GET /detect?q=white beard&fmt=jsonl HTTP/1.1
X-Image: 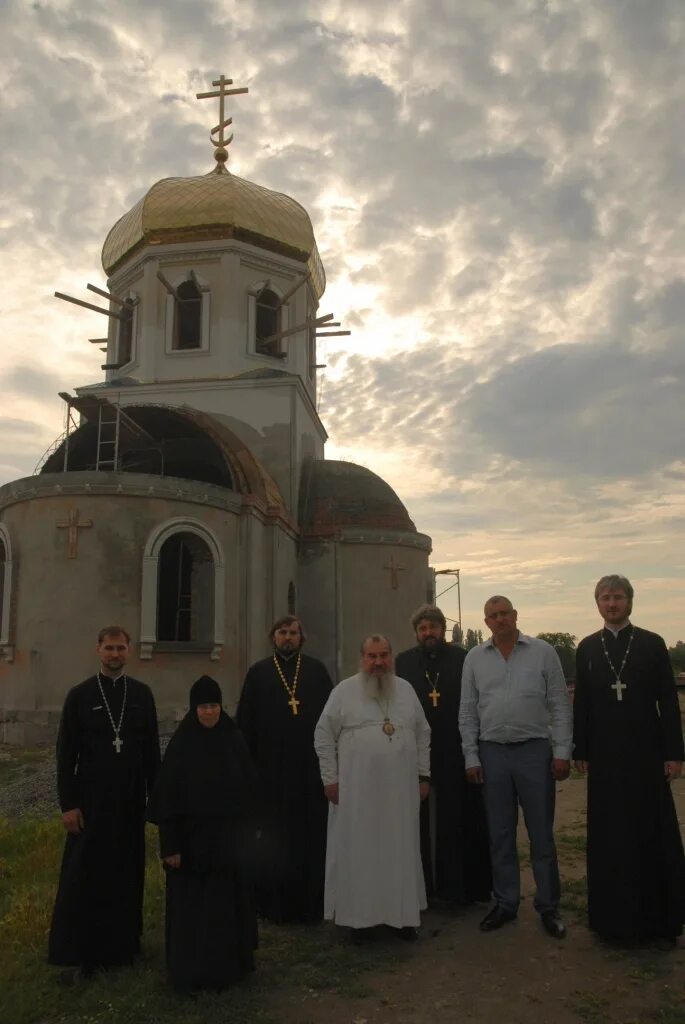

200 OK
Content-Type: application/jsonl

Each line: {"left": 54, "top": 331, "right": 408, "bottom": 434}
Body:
{"left": 361, "top": 670, "right": 396, "bottom": 701}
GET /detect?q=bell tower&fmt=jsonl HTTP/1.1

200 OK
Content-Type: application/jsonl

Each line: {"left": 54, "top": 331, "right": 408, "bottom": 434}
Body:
{"left": 55, "top": 75, "right": 349, "bottom": 514}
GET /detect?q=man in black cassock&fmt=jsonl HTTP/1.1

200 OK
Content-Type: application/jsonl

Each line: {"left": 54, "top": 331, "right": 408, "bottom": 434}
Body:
{"left": 48, "top": 626, "right": 160, "bottom": 975}
{"left": 236, "top": 615, "right": 333, "bottom": 923}
{"left": 574, "top": 575, "right": 685, "bottom": 948}
{"left": 396, "top": 605, "right": 491, "bottom": 904}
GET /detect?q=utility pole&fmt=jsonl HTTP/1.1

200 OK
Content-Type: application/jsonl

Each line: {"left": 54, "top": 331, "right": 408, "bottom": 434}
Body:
{"left": 433, "top": 568, "right": 461, "bottom": 631}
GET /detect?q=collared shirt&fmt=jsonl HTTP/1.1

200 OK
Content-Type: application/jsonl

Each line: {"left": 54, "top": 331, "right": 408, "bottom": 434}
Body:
{"left": 458, "top": 632, "right": 573, "bottom": 769}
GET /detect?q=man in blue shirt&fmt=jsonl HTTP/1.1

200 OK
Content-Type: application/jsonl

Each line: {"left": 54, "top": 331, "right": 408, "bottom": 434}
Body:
{"left": 459, "top": 595, "right": 572, "bottom": 938}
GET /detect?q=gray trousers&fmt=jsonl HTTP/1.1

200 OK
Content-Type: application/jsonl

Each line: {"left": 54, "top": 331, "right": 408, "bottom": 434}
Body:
{"left": 479, "top": 738, "right": 560, "bottom": 915}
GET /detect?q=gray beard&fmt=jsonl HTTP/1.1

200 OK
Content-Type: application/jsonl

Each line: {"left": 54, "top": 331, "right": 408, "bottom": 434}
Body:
{"left": 361, "top": 671, "right": 396, "bottom": 701}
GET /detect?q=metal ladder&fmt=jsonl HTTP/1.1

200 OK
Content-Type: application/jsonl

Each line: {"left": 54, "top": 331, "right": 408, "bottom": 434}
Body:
{"left": 96, "top": 403, "right": 121, "bottom": 471}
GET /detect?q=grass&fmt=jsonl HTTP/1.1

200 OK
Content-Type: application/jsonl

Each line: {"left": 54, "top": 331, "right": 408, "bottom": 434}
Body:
{"left": 0, "top": 744, "right": 52, "bottom": 786}
{"left": 0, "top": 817, "right": 403, "bottom": 1024}
{"left": 571, "top": 989, "right": 612, "bottom": 1023}
{"left": 559, "top": 875, "right": 588, "bottom": 916}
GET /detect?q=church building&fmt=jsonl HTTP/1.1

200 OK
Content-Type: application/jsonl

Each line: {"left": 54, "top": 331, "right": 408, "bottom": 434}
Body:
{"left": 0, "top": 77, "right": 433, "bottom": 743}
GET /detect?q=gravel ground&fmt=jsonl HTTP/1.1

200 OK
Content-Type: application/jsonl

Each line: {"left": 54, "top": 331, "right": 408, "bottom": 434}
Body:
{"left": 0, "top": 738, "right": 173, "bottom": 819}
{"left": 0, "top": 751, "right": 57, "bottom": 818}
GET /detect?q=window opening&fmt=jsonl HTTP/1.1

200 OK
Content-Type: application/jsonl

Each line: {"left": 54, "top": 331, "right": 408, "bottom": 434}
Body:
{"left": 157, "top": 532, "right": 213, "bottom": 641}
{"left": 118, "top": 302, "right": 134, "bottom": 364}
{"left": 0, "top": 537, "right": 5, "bottom": 639}
{"left": 255, "top": 288, "right": 282, "bottom": 357}
{"left": 174, "top": 279, "right": 202, "bottom": 350}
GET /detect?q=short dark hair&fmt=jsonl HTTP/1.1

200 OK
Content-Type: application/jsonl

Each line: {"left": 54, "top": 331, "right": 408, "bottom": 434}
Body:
{"left": 269, "top": 615, "right": 306, "bottom": 643}
{"left": 97, "top": 625, "right": 131, "bottom": 644}
{"left": 484, "top": 595, "right": 513, "bottom": 613}
{"left": 360, "top": 634, "right": 393, "bottom": 654}
{"left": 594, "top": 575, "right": 634, "bottom": 601}
{"left": 411, "top": 604, "right": 446, "bottom": 631}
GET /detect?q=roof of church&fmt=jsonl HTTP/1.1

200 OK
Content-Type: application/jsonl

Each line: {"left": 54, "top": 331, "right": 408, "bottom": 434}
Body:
{"left": 299, "top": 459, "right": 416, "bottom": 534}
{"left": 101, "top": 168, "right": 326, "bottom": 296}
{"left": 40, "top": 402, "right": 285, "bottom": 512}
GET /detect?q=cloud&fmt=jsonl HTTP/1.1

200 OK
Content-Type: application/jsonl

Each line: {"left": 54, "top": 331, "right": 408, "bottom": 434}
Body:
{"left": 1, "top": 0, "right": 685, "bottom": 641}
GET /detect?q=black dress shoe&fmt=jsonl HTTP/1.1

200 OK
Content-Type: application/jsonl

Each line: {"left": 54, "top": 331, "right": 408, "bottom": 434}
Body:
{"left": 541, "top": 910, "right": 566, "bottom": 939}
{"left": 479, "top": 905, "right": 517, "bottom": 932}
{"left": 395, "top": 926, "right": 419, "bottom": 942}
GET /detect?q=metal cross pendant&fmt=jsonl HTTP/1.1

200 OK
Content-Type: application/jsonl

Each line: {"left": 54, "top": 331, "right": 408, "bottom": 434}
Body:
{"left": 429, "top": 690, "right": 440, "bottom": 708}
{"left": 113, "top": 736, "right": 123, "bottom": 753}
{"left": 611, "top": 679, "right": 626, "bottom": 702}
{"left": 288, "top": 696, "right": 300, "bottom": 716}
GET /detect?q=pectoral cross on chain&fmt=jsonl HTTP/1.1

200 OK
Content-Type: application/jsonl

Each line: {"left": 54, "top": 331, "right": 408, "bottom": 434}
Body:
{"left": 113, "top": 736, "right": 123, "bottom": 753}
{"left": 429, "top": 689, "right": 440, "bottom": 708}
{"left": 288, "top": 696, "right": 300, "bottom": 716}
{"left": 611, "top": 679, "right": 626, "bottom": 702}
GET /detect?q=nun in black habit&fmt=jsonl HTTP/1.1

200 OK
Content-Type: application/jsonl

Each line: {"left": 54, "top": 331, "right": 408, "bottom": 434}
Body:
{"left": 147, "top": 676, "right": 258, "bottom": 994}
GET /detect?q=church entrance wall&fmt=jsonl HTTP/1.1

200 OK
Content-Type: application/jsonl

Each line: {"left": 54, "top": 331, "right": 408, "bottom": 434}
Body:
{"left": 0, "top": 472, "right": 295, "bottom": 743}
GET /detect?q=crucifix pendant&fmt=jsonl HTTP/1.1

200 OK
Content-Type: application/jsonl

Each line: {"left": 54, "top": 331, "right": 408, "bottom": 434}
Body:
{"left": 288, "top": 696, "right": 300, "bottom": 716}
{"left": 113, "top": 736, "right": 123, "bottom": 753}
{"left": 611, "top": 679, "right": 626, "bottom": 702}
{"left": 429, "top": 690, "right": 440, "bottom": 708}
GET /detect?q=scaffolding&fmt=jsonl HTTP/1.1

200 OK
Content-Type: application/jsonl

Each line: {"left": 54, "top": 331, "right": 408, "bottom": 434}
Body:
{"left": 55, "top": 392, "right": 157, "bottom": 473}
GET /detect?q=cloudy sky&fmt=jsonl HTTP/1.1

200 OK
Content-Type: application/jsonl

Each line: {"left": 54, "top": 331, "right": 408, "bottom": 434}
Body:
{"left": 2, "top": 0, "right": 684, "bottom": 644}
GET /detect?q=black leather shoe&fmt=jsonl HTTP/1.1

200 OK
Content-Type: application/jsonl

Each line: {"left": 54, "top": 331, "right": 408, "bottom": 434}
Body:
{"left": 541, "top": 910, "right": 566, "bottom": 939}
{"left": 479, "top": 905, "right": 517, "bottom": 932}
{"left": 395, "top": 926, "right": 418, "bottom": 942}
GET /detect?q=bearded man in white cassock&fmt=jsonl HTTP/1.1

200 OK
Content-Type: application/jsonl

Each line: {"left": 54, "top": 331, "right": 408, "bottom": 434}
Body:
{"left": 314, "top": 634, "right": 431, "bottom": 941}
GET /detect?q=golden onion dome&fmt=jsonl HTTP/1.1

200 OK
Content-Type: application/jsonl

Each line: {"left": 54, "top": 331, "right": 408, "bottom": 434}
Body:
{"left": 101, "top": 167, "right": 326, "bottom": 297}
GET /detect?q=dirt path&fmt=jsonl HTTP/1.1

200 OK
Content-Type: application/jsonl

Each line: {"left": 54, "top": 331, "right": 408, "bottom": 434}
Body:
{"left": 269, "top": 775, "right": 685, "bottom": 1024}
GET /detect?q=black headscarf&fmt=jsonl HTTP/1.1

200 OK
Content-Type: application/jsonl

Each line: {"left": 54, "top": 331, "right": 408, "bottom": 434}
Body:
{"left": 147, "top": 676, "right": 256, "bottom": 823}
{"left": 189, "top": 675, "right": 223, "bottom": 707}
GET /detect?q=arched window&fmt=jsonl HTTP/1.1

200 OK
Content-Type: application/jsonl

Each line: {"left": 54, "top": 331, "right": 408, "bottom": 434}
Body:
{"left": 256, "top": 288, "right": 282, "bottom": 357}
{"left": 157, "top": 532, "right": 213, "bottom": 641}
{"left": 163, "top": 271, "right": 211, "bottom": 354}
{"left": 118, "top": 302, "right": 134, "bottom": 365}
{"left": 248, "top": 280, "right": 289, "bottom": 360}
{"left": 287, "top": 580, "right": 296, "bottom": 615}
{"left": 140, "top": 518, "right": 225, "bottom": 660}
{"left": 308, "top": 324, "right": 317, "bottom": 379}
{"left": 0, "top": 524, "right": 13, "bottom": 661}
{"left": 174, "top": 279, "right": 202, "bottom": 350}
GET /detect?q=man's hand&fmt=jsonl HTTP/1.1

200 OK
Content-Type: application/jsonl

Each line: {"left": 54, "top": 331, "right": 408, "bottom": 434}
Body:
{"left": 665, "top": 761, "right": 683, "bottom": 782}
{"left": 62, "top": 808, "right": 84, "bottom": 833}
{"left": 419, "top": 781, "right": 430, "bottom": 801}
{"left": 551, "top": 758, "right": 571, "bottom": 781}
{"left": 574, "top": 760, "right": 589, "bottom": 774}
{"left": 163, "top": 854, "right": 181, "bottom": 869}
{"left": 324, "top": 783, "right": 339, "bottom": 805}
{"left": 466, "top": 766, "right": 483, "bottom": 784}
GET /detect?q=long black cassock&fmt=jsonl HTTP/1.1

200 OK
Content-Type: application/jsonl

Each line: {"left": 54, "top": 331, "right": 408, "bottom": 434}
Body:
{"left": 49, "top": 675, "right": 160, "bottom": 969}
{"left": 236, "top": 652, "right": 332, "bottom": 922}
{"left": 395, "top": 643, "right": 492, "bottom": 903}
{"left": 147, "top": 702, "right": 258, "bottom": 993}
{"left": 574, "top": 626, "right": 685, "bottom": 941}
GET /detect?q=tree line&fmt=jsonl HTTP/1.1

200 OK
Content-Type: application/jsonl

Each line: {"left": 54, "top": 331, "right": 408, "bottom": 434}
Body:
{"left": 452, "top": 627, "right": 685, "bottom": 681}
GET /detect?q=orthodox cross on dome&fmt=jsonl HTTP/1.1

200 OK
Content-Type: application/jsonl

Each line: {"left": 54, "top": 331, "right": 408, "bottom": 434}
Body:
{"left": 56, "top": 509, "right": 93, "bottom": 560}
{"left": 196, "top": 74, "right": 249, "bottom": 172}
{"left": 383, "top": 555, "right": 406, "bottom": 590}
